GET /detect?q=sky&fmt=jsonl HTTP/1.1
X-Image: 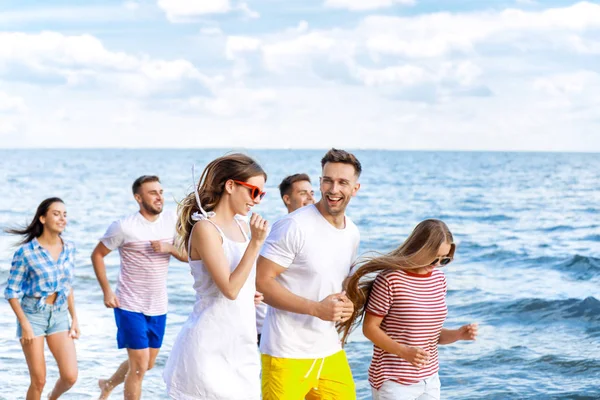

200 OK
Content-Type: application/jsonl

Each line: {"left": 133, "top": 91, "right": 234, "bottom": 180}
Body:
{"left": 0, "top": 0, "right": 599, "bottom": 151}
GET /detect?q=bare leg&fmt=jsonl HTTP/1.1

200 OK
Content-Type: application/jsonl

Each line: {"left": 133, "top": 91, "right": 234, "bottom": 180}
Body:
{"left": 21, "top": 336, "right": 47, "bottom": 400}
{"left": 98, "top": 360, "right": 128, "bottom": 400}
{"left": 123, "top": 349, "right": 149, "bottom": 400}
{"left": 46, "top": 332, "right": 78, "bottom": 400}
{"left": 98, "top": 348, "right": 158, "bottom": 399}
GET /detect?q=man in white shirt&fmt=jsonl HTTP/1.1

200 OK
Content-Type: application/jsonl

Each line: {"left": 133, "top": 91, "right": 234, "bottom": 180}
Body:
{"left": 257, "top": 149, "right": 361, "bottom": 399}
{"left": 91, "top": 175, "right": 187, "bottom": 400}
{"left": 256, "top": 173, "right": 315, "bottom": 345}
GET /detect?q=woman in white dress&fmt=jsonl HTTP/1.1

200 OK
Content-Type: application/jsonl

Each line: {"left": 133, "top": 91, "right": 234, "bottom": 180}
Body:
{"left": 163, "top": 153, "right": 269, "bottom": 400}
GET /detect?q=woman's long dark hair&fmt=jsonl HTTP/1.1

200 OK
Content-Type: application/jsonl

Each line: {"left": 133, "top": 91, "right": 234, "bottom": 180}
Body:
{"left": 5, "top": 197, "right": 65, "bottom": 245}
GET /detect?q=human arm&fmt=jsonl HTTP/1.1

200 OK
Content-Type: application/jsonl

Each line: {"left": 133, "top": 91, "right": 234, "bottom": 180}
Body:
{"left": 7, "top": 298, "right": 35, "bottom": 344}
{"left": 150, "top": 241, "right": 188, "bottom": 263}
{"left": 193, "top": 214, "right": 268, "bottom": 300}
{"left": 91, "top": 242, "right": 119, "bottom": 308}
{"left": 4, "top": 250, "right": 35, "bottom": 344}
{"left": 438, "top": 324, "right": 478, "bottom": 345}
{"left": 256, "top": 256, "right": 353, "bottom": 321}
{"left": 67, "top": 289, "right": 80, "bottom": 339}
{"left": 362, "top": 312, "right": 430, "bottom": 368}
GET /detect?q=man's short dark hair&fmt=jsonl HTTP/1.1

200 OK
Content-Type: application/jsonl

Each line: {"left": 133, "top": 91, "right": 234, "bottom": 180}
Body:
{"left": 321, "top": 148, "right": 362, "bottom": 177}
{"left": 132, "top": 175, "right": 160, "bottom": 195}
{"left": 278, "top": 173, "right": 311, "bottom": 199}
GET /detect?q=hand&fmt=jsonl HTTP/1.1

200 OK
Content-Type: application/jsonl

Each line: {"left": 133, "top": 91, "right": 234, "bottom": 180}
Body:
{"left": 249, "top": 214, "right": 269, "bottom": 244}
{"left": 19, "top": 321, "right": 35, "bottom": 345}
{"left": 103, "top": 290, "right": 120, "bottom": 308}
{"left": 314, "top": 292, "right": 355, "bottom": 322}
{"left": 151, "top": 240, "right": 171, "bottom": 254}
{"left": 69, "top": 319, "right": 81, "bottom": 339}
{"left": 458, "top": 323, "right": 478, "bottom": 340}
{"left": 338, "top": 292, "right": 355, "bottom": 323}
{"left": 399, "top": 345, "right": 430, "bottom": 369}
{"left": 254, "top": 291, "right": 264, "bottom": 307}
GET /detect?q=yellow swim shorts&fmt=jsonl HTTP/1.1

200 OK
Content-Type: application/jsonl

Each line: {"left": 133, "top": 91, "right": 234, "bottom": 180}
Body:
{"left": 261, "top": 350, "right": 356, "bottom": 400}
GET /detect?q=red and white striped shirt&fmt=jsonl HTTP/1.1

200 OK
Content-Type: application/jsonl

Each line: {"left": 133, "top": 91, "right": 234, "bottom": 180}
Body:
{"left": 100, "top": 211, "right": 177, "bottom": 316}
{"left": 366, "top": 268, "right": 448, "bottom": 390}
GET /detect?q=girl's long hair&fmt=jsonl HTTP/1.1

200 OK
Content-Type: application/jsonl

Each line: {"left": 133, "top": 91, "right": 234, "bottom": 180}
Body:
{"left": 339, "top": 219, "right": 455, "bottom": 345}
{"left": 177, "top": 153, "right": 267, "bottom": 251}
{"left": 5, "top": 197, "right": 65, "bottom": 245}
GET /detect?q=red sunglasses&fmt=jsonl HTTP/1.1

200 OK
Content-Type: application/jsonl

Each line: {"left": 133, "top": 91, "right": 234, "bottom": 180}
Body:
{"left": 233, "top": 180, "right": 266, "bottom": 200}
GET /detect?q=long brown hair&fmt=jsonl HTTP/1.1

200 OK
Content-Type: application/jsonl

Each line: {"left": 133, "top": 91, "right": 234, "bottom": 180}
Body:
{"left": 339, "top": 219, "right": 455, "bottom": 345}
{"left": 5, "top": 197, "right": 65, "bottom": 246}
{"left": 177, "top": 153, "right": 267, "bottom": 250}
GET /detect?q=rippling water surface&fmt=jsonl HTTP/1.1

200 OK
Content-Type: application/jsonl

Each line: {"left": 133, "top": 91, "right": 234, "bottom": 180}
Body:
{"left": 1, "top": 150, "right": 599, "bottom": 399}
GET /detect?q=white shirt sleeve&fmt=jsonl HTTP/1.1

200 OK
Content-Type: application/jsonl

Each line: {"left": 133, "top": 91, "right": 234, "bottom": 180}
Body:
{"left": 260, "top": 217, "right": 303, "bottom": 269}
{"left": 100, "top": 220, "right": 125, "bottom": 251}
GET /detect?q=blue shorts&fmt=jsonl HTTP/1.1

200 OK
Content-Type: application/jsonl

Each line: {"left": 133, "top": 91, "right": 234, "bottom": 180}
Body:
{"left": 114, "top": 308, "right": 166, "bottom": 350}
{"left": 17, "top": 296, "right": 70, "bottom": 338}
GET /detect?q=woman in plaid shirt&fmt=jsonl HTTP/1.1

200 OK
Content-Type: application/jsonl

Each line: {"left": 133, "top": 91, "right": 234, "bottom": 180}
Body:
{"left": 4, "top": 197, "right": 79, "bottom": 400}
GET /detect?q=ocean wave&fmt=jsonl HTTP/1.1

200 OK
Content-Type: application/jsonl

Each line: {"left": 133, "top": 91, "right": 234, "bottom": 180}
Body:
{"left": 463, "top": 296, "right": 600, "bottom": 324}
{"left": 554, "top": 255, "right": 600, "bottom": 280}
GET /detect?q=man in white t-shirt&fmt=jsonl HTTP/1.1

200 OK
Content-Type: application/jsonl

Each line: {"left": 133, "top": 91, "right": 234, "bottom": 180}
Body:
{"left": 91, "top": 175, "right": 187, "bottom": 400}
{"left": 256, "top": 173, "right": 315, "bottom": 345}
{"left": 257, "top": 149, "right": 361, "bottom": 399}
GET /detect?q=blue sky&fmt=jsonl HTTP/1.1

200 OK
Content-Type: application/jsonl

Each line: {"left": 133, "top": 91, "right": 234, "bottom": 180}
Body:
{"left": 0, "top": 0, "right": 599, "bottom": 151}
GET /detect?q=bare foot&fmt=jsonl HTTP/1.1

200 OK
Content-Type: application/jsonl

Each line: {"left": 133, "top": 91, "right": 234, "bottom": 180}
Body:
{"left": 98, "top": 379, "right": 114, "bottom": 400}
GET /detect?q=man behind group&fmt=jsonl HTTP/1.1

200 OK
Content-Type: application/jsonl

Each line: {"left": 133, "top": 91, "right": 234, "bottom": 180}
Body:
{"left": 257, "top": 149, "right": 362, "bottom": 399}
{"left": 91, "top": 175, "right": 187, "bottom": 400}
{"left": 256, "top": 173, "right": 315, "bottom": 344}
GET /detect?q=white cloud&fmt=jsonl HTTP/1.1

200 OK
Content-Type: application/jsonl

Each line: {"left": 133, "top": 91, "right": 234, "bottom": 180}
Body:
{"left": 185, "top": 87, "right": 276, "bottom": 118}
{"left": 324, "top": 0, "right": 415, "bottom": 11}
{"left": 0, "top": 92, "right": 26, "bottom": 113}
{"left": 533, "top": 71, "right": 600, "bottom": 96}
{"left": 351, "top": 65, "right": 427, "bottom": 86}
{"left": 226, "top": 36, "right": 262, "bottom": 60}
{"left": 124, "top": 1, "right": 140, "bottom": 11}
{"left": 237, "top": 2, "right": 260, "bottom": 19}
{"left": 359, "top": 1, "right": 600, "bottom": 58}
{"left": 200, "top": 26, "right": 224, "bottom": 36}
{"left": 157, "top": 0, "right": 231, "bottom": 22}
{"left": 0, "top": 32, "right": 214, "bottom": 97}
{"left": 0, "top": 5, "right": 139, "bottom": 25}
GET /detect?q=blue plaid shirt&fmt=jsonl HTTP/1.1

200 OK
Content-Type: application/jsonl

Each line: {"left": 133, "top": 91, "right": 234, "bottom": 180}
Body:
{"left": 4, "top": 237, "right": 76, "bottom": 310}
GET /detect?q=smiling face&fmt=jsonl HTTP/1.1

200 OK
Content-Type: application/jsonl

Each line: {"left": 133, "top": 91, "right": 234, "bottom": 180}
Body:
{"left": 230, "top": 174, "right": 266, "bottom": 216}
{"left": 39, "top": 201, "right": 67, "bottom": 235}
{"left": 135, "top": 181, "right": 164, "bottom": 215}
{"left": 284, "top": 180, "right": 315, "bottom": 213}
{"left": 319, "top": 162, "right": 360, "bottom": 217}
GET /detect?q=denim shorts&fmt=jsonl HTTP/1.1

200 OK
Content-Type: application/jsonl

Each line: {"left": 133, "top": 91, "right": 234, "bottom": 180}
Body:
{"left": 16, "top": 296, "right": 70, "bottom": 338}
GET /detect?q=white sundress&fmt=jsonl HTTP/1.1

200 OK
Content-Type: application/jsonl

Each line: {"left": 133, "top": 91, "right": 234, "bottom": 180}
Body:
{"left": 163, "top": 218, "right": 261, "bottom": 400}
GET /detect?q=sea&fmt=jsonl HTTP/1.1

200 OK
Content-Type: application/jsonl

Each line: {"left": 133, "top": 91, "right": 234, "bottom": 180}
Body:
{"left": 0, "top": 149, "right": 599, "bottom": 399}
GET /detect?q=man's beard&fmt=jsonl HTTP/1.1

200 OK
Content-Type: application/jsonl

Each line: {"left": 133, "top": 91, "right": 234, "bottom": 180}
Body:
{"left": 142, "top": 200, "right": 162, "bottom": 215}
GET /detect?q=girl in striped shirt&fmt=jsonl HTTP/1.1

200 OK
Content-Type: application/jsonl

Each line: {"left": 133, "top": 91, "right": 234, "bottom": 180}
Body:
{"left": 341, "top": 219, "right": 477, "bottom": 400}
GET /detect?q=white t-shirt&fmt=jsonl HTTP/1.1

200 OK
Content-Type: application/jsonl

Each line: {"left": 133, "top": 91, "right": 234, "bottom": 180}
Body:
{"left": 259, "top": 204, "right": 360, "bottom": 359}
{"left": 256, "top": 302, "right": 268, "bottom": 335}
{"left": 100, "top": 210, "right": 177, "bottom": 316}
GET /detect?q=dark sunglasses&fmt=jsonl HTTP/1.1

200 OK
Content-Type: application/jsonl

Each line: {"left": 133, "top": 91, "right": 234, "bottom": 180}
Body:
{"left": 233, "top": 180, "right": 266, "bottom": 200}
{"left": 430, "top": 256, "right": 453, "bottom": 266}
